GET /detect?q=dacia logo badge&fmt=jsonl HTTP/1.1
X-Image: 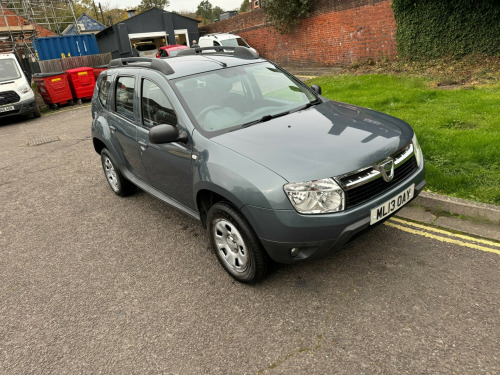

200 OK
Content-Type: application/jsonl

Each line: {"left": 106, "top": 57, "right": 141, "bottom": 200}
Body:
{"left": 375, "top": 157, "right": 395, "bottom": 182}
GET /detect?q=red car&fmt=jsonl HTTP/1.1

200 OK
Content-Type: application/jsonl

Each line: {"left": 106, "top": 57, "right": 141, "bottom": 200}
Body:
{"left": 156, "top": 45, "right": 189, "bottom": 58}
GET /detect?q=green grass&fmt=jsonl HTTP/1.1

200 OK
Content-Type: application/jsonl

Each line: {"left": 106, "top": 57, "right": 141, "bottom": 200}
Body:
{"left": 308, "top": 74, "right": 500, "bottom": 205}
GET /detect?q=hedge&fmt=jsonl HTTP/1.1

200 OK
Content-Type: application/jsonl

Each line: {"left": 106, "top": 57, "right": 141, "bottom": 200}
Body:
{"left": 392, "top": 0, "right": 500, "bottom": 59}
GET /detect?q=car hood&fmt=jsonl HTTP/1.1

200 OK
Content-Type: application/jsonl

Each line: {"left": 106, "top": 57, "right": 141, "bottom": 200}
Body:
{"left": 211, "top": 100, "right": 414, "bottom": 182}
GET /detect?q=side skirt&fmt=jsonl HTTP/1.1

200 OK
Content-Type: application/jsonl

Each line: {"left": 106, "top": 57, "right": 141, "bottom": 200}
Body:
{"left": 121, "top": 167, "right": 201, "bottom": 221}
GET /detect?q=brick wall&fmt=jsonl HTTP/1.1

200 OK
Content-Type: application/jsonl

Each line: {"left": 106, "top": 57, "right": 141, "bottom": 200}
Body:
{"left": 200, "top": 0, "right": 397, "bottom": 66}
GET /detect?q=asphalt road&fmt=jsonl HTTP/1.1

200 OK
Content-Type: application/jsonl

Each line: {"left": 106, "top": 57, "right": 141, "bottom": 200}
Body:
{"left": 1, "top": 107, "right": 499, "bottom": 375}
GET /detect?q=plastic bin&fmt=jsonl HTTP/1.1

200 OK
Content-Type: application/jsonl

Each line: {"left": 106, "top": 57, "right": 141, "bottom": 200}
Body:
{"left": 32, "top": 72, "right": 73, "bottom": 109}
{"left": 66, "top": 67, "right": 96, "bottom": 102}
{"left": 93, "top": 65, "right": 108, "bottom": 80}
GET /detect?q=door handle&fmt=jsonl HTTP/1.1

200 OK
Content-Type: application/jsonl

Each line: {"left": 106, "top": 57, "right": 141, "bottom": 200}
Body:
{"left": 138, "top": 140, "right": 148, "bottom": 149}
{"left": 109, "top": 125, "right": 116, "bottom": 133}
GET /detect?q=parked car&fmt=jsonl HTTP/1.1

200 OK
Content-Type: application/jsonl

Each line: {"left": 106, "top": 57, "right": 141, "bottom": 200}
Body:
{"left": 91, "top": 47, "right": 425, "bottom": 283}
{"left": 134, "top": 41, "right": 158, "bottom": 57}
{"left": 0, "top": 52, "right": 41, "bottom": 119}
{"left": 156, "top": 45, "right": 189, "bottom": 58}
{"left": 199, "top": 33, "right": 255, "bottom": 52}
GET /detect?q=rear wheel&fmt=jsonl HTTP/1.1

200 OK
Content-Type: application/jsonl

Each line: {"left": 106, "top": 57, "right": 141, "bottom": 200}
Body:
{"left": 100, "top": 148, "right": 135, "bottom": 197}
{"left": 207, "top": 202, "right": 270, "bottom": 283}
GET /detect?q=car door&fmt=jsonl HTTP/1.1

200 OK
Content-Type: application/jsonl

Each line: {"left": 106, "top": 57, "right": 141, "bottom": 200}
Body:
{"left": 136, "top": 72, "right": 195, "bottom": 210}
{"left": 107, "top": 73, "right": 149, "bottom": 181}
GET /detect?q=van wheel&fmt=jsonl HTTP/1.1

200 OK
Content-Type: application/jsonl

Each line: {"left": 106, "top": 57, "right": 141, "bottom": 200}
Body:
{"left": 100, "top": 148, "right": 135, "bottom": 197}
{"left": 207, "top": 202, "right": 270, "bottom": 283}
{"left": 33, "top": 104, "right": 41, "bottom": 118}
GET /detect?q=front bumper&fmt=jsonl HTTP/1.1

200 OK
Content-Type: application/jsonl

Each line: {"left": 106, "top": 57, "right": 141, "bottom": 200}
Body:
{"left": 242, "top": 165, "right": 426, "bottom": 264}
{"left": 0, "top": 98, "right": 37, "bottom": 118}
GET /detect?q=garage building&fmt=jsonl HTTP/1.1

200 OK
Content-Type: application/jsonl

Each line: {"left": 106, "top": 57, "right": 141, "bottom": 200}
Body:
{"left": 96, "top": 7, "right": 199, "bottom": 59}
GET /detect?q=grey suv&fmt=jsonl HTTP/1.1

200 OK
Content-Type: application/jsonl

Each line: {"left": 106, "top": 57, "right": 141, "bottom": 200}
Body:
{"left": 91, "top": 47, "right": 425, "bottom": 283}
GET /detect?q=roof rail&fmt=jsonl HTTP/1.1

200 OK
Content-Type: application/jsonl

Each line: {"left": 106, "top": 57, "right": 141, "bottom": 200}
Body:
{"left": 176, "top": 46, "right": 260, "bottom": 59}
{"left": 108, "top": 57, "right": 174, "bottom": 75}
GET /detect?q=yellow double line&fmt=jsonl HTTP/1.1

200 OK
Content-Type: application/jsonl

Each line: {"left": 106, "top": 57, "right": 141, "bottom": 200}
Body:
{"left": 385, "top": 217, "right": 500, "bottom": 256}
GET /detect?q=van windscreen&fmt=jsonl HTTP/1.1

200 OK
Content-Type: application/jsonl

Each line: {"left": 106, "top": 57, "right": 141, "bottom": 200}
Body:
{"left": 0, "top": 59, "right": 21, "bottom": 82}
{"left": 220, "top": 38, "right": 249, "bottom": 48}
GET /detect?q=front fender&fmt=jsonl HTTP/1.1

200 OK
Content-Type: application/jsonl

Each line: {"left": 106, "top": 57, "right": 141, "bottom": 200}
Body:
{"left": 192, "top": 132, "right": 291, "bottom": 211}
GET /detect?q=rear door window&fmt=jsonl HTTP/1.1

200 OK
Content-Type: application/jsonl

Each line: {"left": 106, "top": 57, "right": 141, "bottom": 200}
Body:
{"left": 97, "top": 75, "right": 110, "bottom": 106}
{"left": 115, "top": 76, "right": 135, "bottom": 119}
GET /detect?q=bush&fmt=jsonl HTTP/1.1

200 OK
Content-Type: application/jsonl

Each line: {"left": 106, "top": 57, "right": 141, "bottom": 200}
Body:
{"left": 392, "top": 0, "right": 500, "bottom": 60}
{"left": 263, "top": 0, "right": 314, "bottom": 34}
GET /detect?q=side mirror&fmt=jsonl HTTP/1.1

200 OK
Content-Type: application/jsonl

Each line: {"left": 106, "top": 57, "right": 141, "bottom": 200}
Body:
{"left": 149, "top": 124, "right": 187, "bottom": 144}
{"left": 311, "top": 84, "right": 322, "bottom": 95}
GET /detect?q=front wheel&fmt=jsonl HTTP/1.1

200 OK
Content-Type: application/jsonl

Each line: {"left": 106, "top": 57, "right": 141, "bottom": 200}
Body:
{"left": 207, "top": 202, "right": 271, "bottom": 283}
{"left": 33, "top": 103, "right": 41, "bottom": 117}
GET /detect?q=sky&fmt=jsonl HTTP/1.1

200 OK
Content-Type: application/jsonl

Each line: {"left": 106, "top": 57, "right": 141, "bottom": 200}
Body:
{"left": 114, "top": 0, "right": 244, "bottom": 12}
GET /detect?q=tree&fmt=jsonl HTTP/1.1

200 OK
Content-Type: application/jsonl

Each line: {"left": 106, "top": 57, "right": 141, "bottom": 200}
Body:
{"left": 213, "top": 6, "right": 224, "bottom": 20}
{"left": 175, "top": 11, "right": 197, "bottom": 20}
{"left": 74, "top": 0, "right": 127, "bottom": 26}
{"left": 137, "top": 0, "right": 170, "bottom": 13}
{"left": 239, "top": 0, "right": 250, "bottom": 13}
{"left": 263, "top": 0, "right": 314, "bottom": 34}
{"left": 196, "top": 0, "right": 213, "bottom": 24}
{"left": 105, "top": 8, "right": 128, "bottom": 25}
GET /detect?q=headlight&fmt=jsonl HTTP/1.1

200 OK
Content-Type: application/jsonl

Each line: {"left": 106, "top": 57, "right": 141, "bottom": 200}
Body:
{"left": 412, "top": 133, "right": 423, "bottom": 168}
{"left": 284, "top": 178, "right": 345, "bottom": 214}
{"left": 19, "top": 84, "right": 32, "bottom": 94}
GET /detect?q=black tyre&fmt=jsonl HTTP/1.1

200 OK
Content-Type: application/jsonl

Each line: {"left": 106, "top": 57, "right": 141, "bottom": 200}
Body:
{"left": 33, "top": 104, "right": 41, "bottom": 117}
{"left": 100, "top": 148, "right": 135, "bottom": 197}
{"left": 207, "top": 201, "right": 271, "bottom": 283}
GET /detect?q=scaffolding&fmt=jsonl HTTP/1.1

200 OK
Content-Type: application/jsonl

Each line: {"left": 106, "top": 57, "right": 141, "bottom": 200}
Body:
{"left": 0, "top": 0, "right": 79, "bottom": 57}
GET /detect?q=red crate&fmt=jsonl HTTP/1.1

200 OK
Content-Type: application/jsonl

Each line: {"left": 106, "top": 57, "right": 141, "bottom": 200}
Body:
{"left": 33, "top": 72, "right": 73, "bottom": 109}
{"left": 93, "top": 65, "right": 108, "bottom": 80}
{"left": 66, "top": 67, "right": 96, "bottom": 101}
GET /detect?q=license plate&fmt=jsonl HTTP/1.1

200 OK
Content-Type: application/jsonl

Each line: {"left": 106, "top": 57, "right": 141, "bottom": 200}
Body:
{"left": 370, "top": 184, "right": 414, "bottom": 225}
{"left": 0, "top": 105, "right": 15, "bottom": 113}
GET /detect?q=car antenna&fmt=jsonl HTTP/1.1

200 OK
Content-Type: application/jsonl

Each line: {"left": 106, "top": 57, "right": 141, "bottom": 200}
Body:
{"left": 203, "top": 56, "right": 227, "bottom": 68}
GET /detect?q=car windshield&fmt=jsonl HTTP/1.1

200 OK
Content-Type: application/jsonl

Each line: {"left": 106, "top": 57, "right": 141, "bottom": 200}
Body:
{"left": 0, "top": 58, "right": 21, "bottom": 82}
{"left": 220, "top": 38, "right": 249, "bottom": 47}
{"left": 168, "top": 49, "right": 184, "bottom": 57}
{"left": 173, "top": 62, "right": 319, "bottom": 133}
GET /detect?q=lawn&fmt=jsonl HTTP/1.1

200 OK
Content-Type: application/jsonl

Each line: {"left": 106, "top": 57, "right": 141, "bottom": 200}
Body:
{"left": 307, "top": 74, "right": 500, "bottom": 205}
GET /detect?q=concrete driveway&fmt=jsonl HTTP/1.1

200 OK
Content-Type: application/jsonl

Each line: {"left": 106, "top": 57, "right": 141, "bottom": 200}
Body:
{"left": 1, "top": 107, "right": 499, "bottom": 374}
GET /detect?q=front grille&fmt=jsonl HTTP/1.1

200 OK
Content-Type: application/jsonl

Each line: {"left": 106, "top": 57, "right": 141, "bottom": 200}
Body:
{"left": 338, "top": 144, "right": 419, "bottom": 209}
{"left": 0, "top": 90, "right": 21, "bottom": 105}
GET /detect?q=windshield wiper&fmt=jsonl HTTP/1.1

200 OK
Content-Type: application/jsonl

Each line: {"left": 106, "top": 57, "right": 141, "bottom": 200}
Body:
{"left": 241, "top": 110, "right": 290, "bottom": 128}
{"left": 290, "top": 101, "right": 318, "bottom": 113}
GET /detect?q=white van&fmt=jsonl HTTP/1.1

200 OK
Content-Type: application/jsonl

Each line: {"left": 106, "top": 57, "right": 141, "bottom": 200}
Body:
{"left": 198, "top": 33, "right": 256, "bottom": 52}
{"left": 0, "top": 52, "right": 41, "bottom": 120}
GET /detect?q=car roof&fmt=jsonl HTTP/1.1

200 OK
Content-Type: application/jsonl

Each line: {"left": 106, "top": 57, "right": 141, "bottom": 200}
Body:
{"left": 108, "top": 48, "right": 266, "bottom": 80}
{"left": 200, "top": 33, "right": 240, "bottom": 41}
{"left": 0, "top": 52, "right": 16, "bottom": 59}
